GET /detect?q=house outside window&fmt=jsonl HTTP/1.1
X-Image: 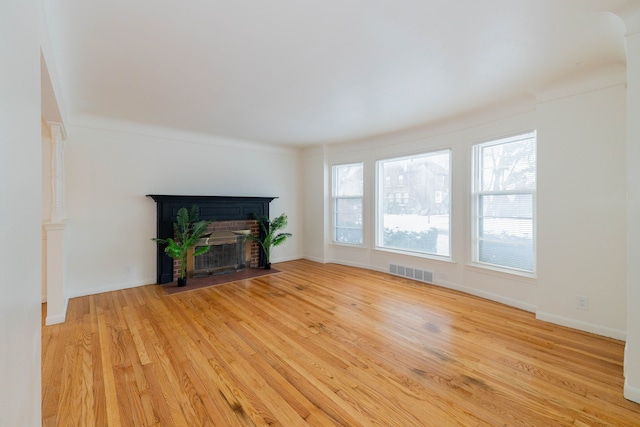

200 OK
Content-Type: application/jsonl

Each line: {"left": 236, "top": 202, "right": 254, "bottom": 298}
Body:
{"left": 472, "top": 131, "right": 536, "bottom": 273}
{"left": 332, "top": 163, "right": 364, "bottom": 245}
{"left": 376, "top": 149, "right": 451, "bottom": 258}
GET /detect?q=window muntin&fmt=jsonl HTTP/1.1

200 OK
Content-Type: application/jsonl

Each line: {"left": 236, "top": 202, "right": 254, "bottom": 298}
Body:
{"left": 333, "top": 163, "right": 364, "bottom": 245}
{"left": 473, "top": 132, "right": 536, "bottom": 273}
{"left": 376, "top": 149, "right": 451, "bottom": 258}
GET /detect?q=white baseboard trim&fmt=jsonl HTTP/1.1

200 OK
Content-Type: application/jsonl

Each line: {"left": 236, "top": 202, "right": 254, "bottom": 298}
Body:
{"left": 302, "top": 255, "right": 327, "bottom": 264}
{"left": 68, "top": 277, "right": 156, "bottom": 299}
{"left": 536, "top": 311, "right": 626, "bottom": 341}
{"left": 272, "top": 255, "right": 304, "bottom": 263}
{"left": 435, "top": 278, "right": 537, "bottom": 313}
{"left": 45, "top": 297, "right": 68, "bottom": 325}
{"left": 624, "top": 379, "right": 640, "bottom": 404}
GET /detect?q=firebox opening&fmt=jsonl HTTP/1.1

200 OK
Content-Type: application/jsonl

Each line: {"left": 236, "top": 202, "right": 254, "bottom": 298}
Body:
{"left": 191, "top": 230, "right": 250, "bottom": 278}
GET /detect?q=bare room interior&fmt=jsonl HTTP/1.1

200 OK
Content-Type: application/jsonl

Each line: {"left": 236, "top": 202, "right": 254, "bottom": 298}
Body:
{"left": 2, "top": 0, "right": 640, "bottom": 425}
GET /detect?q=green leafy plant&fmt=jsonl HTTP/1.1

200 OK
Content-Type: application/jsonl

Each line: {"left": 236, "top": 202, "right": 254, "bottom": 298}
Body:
{"left": 152, "top": 206, "right": 213, "bottom": 281}
{"left": 247, "top": 213, "right": 292, "bottom": 269}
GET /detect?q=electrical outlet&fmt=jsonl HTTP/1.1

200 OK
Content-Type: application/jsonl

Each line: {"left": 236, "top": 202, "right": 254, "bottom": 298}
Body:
{"left": 577, "top": 295, "right": 589, "bottom": 311}
{"left": 124, "top": 265, "right": 133, "bottom": 275}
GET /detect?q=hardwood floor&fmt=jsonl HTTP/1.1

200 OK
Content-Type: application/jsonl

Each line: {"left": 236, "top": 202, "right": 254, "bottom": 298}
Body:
{"left": 42, "top": 260, "right": 640, "bottom": 426}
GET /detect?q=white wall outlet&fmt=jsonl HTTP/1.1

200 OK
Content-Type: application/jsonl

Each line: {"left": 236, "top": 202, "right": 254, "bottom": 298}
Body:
{"left": 577, "top": 295, "right": 589, "bottom": 311}
{"left": 124, "top": 265, "right": 133, "bottom": 275}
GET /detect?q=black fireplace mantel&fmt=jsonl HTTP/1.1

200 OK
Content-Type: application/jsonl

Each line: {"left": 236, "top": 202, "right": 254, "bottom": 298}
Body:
{"left": 148, "top": 195, "right": 276, "bottom": 284}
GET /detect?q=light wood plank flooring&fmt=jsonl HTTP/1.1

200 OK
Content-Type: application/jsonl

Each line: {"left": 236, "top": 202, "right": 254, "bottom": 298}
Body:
{"left": 42, "top": 260, "right": 640, "bottom": 426}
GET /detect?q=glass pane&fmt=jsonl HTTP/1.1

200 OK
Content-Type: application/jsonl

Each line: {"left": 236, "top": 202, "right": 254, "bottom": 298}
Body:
{"left": 481, "top": 194, "right": 533, "bottom": 219}
{"left": 379, "top": 150, "right": 450, "bottom": 256}
{"left": 479, "top": 135, "right": 536, "bottom": 192}
{"left": 336, "top": 198, "right": 362, "bottom": 214}
{"left": 479, "top": 239, "right": 533, "bottom": 271}
{"left": 335, "top": 227, "right": 363, "bottom": 244}
{"left": 478, "top": 194, "right": 534, "bottom": 271}
{"left": 475, "top": 132, "right": 536, "bottom": 272}
{"left": 335, "top": 198, "right": 362, "bottom": 244}
{"left": 479, "top": 218, "right": 532, "bottom": 239}
{"left": 333, "top": 163, "right": 363, "bottom": 245}
{"left": 334, "top": 163, "right": 363, "bottom": 197}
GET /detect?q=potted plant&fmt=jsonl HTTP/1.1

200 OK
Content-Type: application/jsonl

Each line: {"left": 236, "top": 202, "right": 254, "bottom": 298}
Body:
{"left": 247, "top": 213, "right": 292, "bottom": 269}
{"left": 152, "top": 206, "right": 213, "bottom": 286}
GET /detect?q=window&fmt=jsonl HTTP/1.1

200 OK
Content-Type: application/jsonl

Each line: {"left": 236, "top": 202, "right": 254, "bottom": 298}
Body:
{"left": 376, "top": 150, "right": 451, "bottom": 257}
{"left": 332, "top": 163, "right": 364, "bottom": 245}
{"left": 472, "top": 131, "right": 536, "bottom": 273}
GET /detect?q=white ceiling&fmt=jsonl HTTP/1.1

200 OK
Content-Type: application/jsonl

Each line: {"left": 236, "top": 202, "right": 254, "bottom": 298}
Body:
{"left": 42, "top": 0, "right": 633, "bottom": 146}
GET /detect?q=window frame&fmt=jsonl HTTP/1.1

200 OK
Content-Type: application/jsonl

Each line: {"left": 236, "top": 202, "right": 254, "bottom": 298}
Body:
{"left": 471, "top": 131, "right": 537, "bottom": 276}
{"left": 331, "top": 162, "right": 364, "bottom": 246}
{"left": 375, "top": 149, "right": 452, "bottom": 260}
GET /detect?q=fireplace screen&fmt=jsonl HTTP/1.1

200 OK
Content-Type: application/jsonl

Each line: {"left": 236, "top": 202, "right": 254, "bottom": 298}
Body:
{"left": 193, "top": 231, "right": 247, "bottom": 277}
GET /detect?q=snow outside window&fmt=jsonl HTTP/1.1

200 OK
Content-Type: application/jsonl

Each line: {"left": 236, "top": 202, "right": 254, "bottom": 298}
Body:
{"left": 376, "top": 150, "right": 451, "bottom": 258}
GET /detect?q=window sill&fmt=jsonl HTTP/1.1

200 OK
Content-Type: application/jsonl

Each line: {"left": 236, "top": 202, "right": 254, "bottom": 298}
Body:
{"left": 330, "top": 242, "right": 366, "bottom": 249}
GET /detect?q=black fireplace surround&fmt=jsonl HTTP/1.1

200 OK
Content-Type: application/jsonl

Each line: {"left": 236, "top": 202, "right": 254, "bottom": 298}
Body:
{"left": 148, "top": 195, "right": 276, "bottom": 284}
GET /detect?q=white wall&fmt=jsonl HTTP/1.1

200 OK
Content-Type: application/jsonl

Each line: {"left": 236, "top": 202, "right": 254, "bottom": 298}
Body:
{"left": 64, "top": 119, "right": 303, "bottom": 297}
{"left": 304, "top": 68, "right": 628, "bottom": 339}
{"left": 0, "top": 0, "right": 43, "bottom": 425}
{"left": 623, "top": 7, "right": 640, "bottom": 404}
{"left": 537, "top": 79, "right": 627, "bottom": 338}
{"left": 302, "top": 145, "right": 329, "bottom": 263}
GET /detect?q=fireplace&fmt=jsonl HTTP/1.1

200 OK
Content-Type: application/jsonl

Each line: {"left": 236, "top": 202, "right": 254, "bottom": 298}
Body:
{"left": 148, "top": 195, "right": 276, "bottom": 284}
{"left": 192, "top": 231, "right": 248, "bottom": 276}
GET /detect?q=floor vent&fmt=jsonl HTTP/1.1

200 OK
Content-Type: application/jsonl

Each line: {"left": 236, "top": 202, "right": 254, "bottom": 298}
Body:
{"left": 389, "top": 264, "right": 434, "bottom": 284}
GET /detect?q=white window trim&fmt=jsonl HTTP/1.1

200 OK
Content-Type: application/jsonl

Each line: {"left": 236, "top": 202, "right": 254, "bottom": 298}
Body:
{"left": 471, "top": 131, "right": 537, "bottom": 277}
{"left": 332, "top": 162, "right": 364, "bottom": 247}
{"left": 374, "top": 149, "right": 452, "bottom": 260}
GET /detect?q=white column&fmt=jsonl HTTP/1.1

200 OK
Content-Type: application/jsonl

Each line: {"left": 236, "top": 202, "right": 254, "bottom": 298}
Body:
{"left": 621, "top": 6, "right": 640, "bottom": 404}
{"left": 43, "top": 121, "right": 68, "bottom": 325}
{"left": 44, "top": 222, "right": 67, "bottom": 325}
{"left": 48, "top": 122, "right": 67, "bottom": 222}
